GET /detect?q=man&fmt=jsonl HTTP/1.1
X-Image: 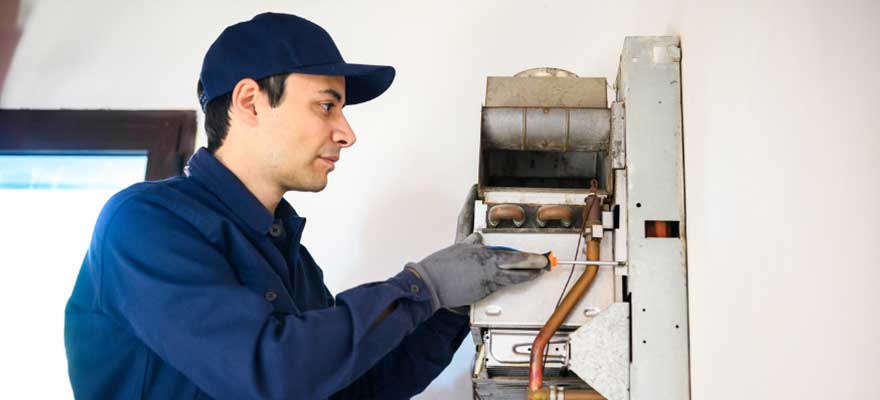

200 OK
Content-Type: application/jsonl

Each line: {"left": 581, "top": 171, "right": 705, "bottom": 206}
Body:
{"left": 65, "top": 13, "right": 543, "bottom": 399}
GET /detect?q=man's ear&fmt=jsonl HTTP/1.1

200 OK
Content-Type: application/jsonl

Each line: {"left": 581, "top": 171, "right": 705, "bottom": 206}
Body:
{"left": 229, "top": 78, "right": 260, "bottom": 126}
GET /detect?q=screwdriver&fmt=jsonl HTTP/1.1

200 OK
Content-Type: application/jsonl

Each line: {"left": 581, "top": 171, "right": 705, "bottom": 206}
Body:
{"left": 490, "top": 247, "right": 624, "bottom": 271}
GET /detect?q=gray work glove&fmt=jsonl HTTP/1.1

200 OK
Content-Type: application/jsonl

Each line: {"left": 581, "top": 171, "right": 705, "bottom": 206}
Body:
{"left": 455, "top": 184, "right": 478, "bottom": 243}
{"left": 407, "top": 232, "right": 544, "bottom": 312}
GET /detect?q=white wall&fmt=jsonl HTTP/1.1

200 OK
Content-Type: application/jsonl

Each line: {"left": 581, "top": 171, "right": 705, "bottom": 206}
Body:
{"left": 680, "top": 1, "right": 880, "bottom": 398}
{"left": 2, "top": 0, "right": 877, "bottom": 399}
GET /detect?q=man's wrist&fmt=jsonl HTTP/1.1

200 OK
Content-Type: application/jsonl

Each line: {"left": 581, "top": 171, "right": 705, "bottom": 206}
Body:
{"left": 403, "top": 263, "right": 440, "bottom": 313}
{"left": 405, "top": 266, "right": 423, "bottom": 280}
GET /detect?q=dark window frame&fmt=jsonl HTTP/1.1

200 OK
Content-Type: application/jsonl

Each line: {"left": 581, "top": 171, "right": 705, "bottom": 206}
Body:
{"left": 0, "top": 109, "right": 197, "bottom": 180}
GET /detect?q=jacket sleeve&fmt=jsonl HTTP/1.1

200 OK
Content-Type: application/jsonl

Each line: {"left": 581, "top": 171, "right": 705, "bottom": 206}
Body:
{"left": 330, "top": 309, "right": 470, "bottom": 399}
{"left": 96, "top": 195, "right": 435, "bottom": 400}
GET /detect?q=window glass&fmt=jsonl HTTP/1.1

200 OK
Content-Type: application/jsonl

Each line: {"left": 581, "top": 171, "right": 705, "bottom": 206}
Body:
{"left": 0, "top": 152, "right": 147, "bottom": 399}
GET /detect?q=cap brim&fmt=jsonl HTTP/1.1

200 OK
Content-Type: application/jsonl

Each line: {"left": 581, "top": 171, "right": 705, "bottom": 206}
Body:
{"left": 293, "top": 63, "right": 395, "bottom": 105}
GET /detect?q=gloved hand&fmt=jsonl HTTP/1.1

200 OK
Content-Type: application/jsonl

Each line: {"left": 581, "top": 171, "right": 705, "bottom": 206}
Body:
{"left": 407, "top": 232, "right": 545, "bottom": 312}
{"left": 455, "top": 184, "right": 478, "bottom": 243}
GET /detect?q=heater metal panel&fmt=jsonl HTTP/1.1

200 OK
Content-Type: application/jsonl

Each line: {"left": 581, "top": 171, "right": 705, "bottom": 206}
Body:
{"left": 485, "top": 76, "right": 607, "bottom": 108}
{"left": 470, "top": 232, "right": 616, "bottom": 328}
{"left": 618, "top": 36, "right": 691, "bottom": 400}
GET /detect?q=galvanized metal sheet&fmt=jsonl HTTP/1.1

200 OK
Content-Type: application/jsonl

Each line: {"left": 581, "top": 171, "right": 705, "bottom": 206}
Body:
{"left": 569, "top": 303, "right": 630, "bottom": 400}
{"left": 610, "top": 102, "right": 626, "bottom": 169}
{"left": 618, "top": 36, "right": 691, "bottom": 400}
{"left": 569, "top": 108, "right": 611, "bottom": 152}
{"left": 481, "top": 107, "right": 611, "bottom": 152}
{"left": 613, "top": 170, "right": 629, "bottom": 304}
{"left": 486, "top": 76, "right": 607, "bottom": 108}
{"left": 482, "top": 107, "right": 525, "bottom": 150}
{"left": 525, "top": 108, "right": 568, "bottom": 150}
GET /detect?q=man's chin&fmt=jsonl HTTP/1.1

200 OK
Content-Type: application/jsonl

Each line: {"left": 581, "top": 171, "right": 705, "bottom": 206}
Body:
{"left": 287, "top": 178, "right": 328, "bottom": 193}
{"left": 305, "top": 182, "right": 328, "bottom": 193}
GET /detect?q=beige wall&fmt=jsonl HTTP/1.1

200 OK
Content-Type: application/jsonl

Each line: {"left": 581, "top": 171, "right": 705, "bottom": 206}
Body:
{"left": 680, "top": 1, "right": 880, "bottom": 398}
{"left": 3, "top": 0, "right": 877, "bottom": 398}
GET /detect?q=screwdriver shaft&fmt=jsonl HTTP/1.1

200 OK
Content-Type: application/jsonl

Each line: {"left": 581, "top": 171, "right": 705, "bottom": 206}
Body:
{"left": 555, "top": 260, "right": 625, "bottom": 266}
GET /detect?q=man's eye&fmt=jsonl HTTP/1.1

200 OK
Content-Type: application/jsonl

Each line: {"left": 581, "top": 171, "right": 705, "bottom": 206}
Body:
{"left": 320, "top": 103, "right": 335, "bottom": 112}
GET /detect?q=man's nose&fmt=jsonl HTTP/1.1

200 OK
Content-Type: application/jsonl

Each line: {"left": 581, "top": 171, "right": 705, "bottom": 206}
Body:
{"left": 332, "top": 113, "right": 356, "bottom": 148}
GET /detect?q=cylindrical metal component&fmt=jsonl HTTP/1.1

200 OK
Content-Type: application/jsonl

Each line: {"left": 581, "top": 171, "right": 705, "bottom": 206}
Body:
{"left": 528, "top": 192, "right": 603, "bottom": 393}
{"left": 482, "top": 107, "right": 611, "bottom": 152}
{"left": 488, "top": 204, "right": 526, "bottom": 227}
{"left": 556, "top": 260, "right": 623, "bottom": 266}
{"left": 569, "top": 109, "right": 611, "bottom": 152}
{"left": 536, "top": 205, "right": 573, "bottom": 227}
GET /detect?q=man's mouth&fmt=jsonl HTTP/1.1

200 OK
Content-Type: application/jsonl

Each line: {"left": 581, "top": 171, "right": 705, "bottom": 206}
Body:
{"left": 319, "top": 155, "right": 339, "bottom": 169}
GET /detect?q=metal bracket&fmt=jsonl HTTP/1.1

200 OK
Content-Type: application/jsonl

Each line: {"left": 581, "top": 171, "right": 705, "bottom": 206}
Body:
{"left": 485, "top": 329, "right": 569, "bottom": 369}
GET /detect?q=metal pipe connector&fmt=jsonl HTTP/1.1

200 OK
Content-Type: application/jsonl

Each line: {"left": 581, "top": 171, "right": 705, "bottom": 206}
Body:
{"left": 536, "top": 205, "right": 573, "bottom": 228}
{"left": 488, "top": 204, "right": 526, "bottom": 227}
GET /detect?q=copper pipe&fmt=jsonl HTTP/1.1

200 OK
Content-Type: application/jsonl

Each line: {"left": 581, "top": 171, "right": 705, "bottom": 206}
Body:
{"left": 655, "top": 220, "right": 668, "bottom": 237}
{"left": 536, "top": 205, "right": 573, "bottom": 227}
{"left": 528, "top": 193, "right": 603, "bottom": 394}
{"left": 488, "top": 204, "right": 526, "bottom": 227}
{"left": 527, "top": 245, "right": 599, "bottom": 391}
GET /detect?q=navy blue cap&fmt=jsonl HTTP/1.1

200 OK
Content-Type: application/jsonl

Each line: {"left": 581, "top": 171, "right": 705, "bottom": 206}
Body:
{"left": 198, "top": 13, "right": 395, "bottom": 111}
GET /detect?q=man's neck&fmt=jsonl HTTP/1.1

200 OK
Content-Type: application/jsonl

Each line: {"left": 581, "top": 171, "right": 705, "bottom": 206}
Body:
{"left": 213, "top": 148, "right": 283, "bottom": 215}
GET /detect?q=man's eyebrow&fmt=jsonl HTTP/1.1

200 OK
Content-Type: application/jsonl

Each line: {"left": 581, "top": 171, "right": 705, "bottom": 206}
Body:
{"left": 319, "top": 88, "right": 343, "bottom": 102}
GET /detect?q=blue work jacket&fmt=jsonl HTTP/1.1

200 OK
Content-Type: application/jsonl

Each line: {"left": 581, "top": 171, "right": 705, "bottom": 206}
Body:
{"left": 64, "top": 148, "right": 469, "bottom": 399}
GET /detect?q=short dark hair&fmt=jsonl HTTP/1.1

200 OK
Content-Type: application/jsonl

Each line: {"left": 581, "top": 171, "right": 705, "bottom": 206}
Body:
{"left": 197, "top": 73, "right": 290, "bottom": 153}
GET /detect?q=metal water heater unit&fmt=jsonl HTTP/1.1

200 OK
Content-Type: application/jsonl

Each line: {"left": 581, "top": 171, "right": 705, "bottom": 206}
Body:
{"left": 468, "top": 37, "right": 690, "bottom": 400}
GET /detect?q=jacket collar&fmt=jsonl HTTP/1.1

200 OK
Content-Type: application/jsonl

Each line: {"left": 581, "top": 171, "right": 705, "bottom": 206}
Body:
{"left": 184, "top": 148, "right": 302, "bottom": 234}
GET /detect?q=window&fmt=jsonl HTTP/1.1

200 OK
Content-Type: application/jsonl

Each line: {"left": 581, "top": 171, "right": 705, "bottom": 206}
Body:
{"left": 0, "top": 110, "right": 196, "bottom": 398}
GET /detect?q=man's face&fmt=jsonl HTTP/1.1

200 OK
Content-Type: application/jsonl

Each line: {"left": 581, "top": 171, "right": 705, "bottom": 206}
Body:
{"left": 256, "top": 73, "right": 355, "bottom": 192}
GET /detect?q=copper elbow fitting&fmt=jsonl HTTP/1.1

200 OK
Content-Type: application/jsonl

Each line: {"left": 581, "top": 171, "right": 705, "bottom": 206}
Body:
{"left": 536, "top": 205, "right": 573, "bottom": 228}
{"left": 488, "top": 204, "right": 526, "bottom": 227}
{"left": 527, "top": 387, "right": 551, "bottom": 400}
